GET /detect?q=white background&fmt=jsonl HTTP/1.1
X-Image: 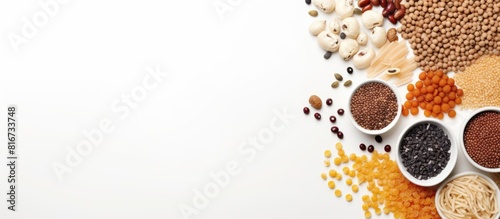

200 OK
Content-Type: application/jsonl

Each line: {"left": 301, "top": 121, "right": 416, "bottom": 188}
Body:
{"left": 0, "top": 0, "right": 486, "bottom": 218}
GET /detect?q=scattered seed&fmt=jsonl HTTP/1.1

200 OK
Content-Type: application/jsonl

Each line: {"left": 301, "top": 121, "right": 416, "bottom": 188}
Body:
{"left": 303, "top": 107, "right": 310, "bottom": 115}
{"left": 368, "top": 145, "right": 374, "bottom": 153}
{"left": 305, "top": 0, "right": 311, "bottom": 5}
{"left": 330, "top": 115, "right": 337, "bottom": 123}
{"left": 324, "top": 51, "right": 333, "bottom": 59}
{"left": 331, "top": 126, "right": 339, "bottom": 133}
{"left": 375, "top": 135, "right": 383, "bottom": 143}
{"left": 331, "top": 81, "right": 340, "bottom": 88}
{"left": 326, "top": 98, "right": 333, "bottom": 106}
{"left": 359, "top": 143, "right": 367, "bottom": 151}
{"left": 314, "top": 112, "right": 321, "bottom": 120}
{"left": 384, "top": 145, "right": 391, "bottom": 152}
{"left": 335, "top": 73, "right": 344, "bottom": 81}
{"left": 354, "top": 8, "right": 363, "bottom": 15}
{"left": 309, "top": 95, "right": 322, "bottom": 109}
{"left": 309, "top": 10, "right": 318, "bottom": 17}
{"left": 344, "top": 80, "right": 352, "bottom": 87}
{"left": 337, "top": 108, "right": 345, "bottom": 115}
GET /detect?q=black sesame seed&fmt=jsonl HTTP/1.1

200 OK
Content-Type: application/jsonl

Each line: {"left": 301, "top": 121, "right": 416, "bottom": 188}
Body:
{"left": 347, "top": 67, "right": 353, "bottom": 74}
{"left": 375, "top": 135, "right": 383, "bottom": 143}
{"left": 359, "top": 143, "right": 366, "bottom": 151}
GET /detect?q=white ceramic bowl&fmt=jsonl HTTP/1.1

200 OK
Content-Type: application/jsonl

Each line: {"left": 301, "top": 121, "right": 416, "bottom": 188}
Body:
{"left": 395, "top": 119, "right": 458, "bottom": 187}
{"left": 347, "top": 79, "right": 402, "bottom": 135}
{"left": 459, "top": 106, "right": 500, "bottom": 173}
{"left": 435, "top": 172, "right": 500, "bottom": 219}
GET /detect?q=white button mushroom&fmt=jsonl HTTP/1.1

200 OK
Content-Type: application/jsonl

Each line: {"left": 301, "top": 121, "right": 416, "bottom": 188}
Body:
{"left": 309, "top": 20, "right": 326, "bottom": 36}
{"left": 313, "top": 0, "right": 336, "bottom": 13}
{"left": 352, "top": 48, "right": 375, "bottom": 69}
{"left": 338, "top": 38, "right": 359, "bottom": 60}
{"left": 370, "top": 27, "right": 387, "bottom": 48}
{"left": 317, "top": 31, "right": 341, "bottom": 52}
{"left": 356, "top": 32, "right": 368, "bottom": 46}
{"left": 361, "top": 10, "right": 384, "bottom": 29}
{"left": 335, "top": 0, "right": 354, "bottom": 19}
{"left": 340, "top": 17, "right": 360, "bottom": 39}
{"left": 328, "top": 17, "right": 341, "bottom": 34}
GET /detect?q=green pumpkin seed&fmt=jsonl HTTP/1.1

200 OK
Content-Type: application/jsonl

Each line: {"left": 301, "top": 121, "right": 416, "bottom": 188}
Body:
{"left": 344, "top": 80, "right": 352, "bottom": 87}
{"left": 331, "top": 81, "right": 340, "bottom": 88}
{"left": 334, "top": 73, "right": 343, "bottom": 81}
{"left": 308, "top": 10, "right": 318, "bottom": 17}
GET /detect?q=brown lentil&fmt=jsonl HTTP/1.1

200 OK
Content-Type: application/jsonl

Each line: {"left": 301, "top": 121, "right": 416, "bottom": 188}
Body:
{"left": 454, "top": 56, "right": 500, "bottom": 109}
{"left": 400, "top": 0, "right": 499, "bottom": 73}
{"left": 464, "top": 111, "right": 500, "bottom": 168}
{"left": 350, "top": 82, "right": 398, "bottom": 130}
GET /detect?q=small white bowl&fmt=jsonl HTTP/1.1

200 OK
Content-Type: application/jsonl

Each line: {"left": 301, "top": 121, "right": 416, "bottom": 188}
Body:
{"left": 395, "top": 119, "right": 458, "bottom": 187}
{"left": 347, "top": 79, "right": 402, "bottom": 135}
{"left": 459, "top": 106, "right": 500, "bottom": 173}
{"left": 435, "top": 172, "right": 500, "bottom": 219}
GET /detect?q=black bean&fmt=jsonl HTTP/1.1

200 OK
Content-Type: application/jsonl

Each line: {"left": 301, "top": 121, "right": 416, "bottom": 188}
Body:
{"left": 340, "top": 32, "right": 346, "bottom": 39}
{"left": 399, "top": 123, "right": 451, "bottom": 180}
{"left": 347, "top": 67, "right": 353, "bottom": 74}
{"left": 384, "top": 145, "right": 391, "bottom": 152}
{"left": 375, "top": 135, "right": 383, "bottom": 143}
{"left": 324, "top": 51, "right": 332, "bottom": 59}
{"left": 305, "top": 0, "right": 311, "bottom": 4}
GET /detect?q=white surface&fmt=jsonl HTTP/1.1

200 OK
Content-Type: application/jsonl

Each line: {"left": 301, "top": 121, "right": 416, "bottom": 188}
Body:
{"left": 0, "top": 1, "right": 489, "bottom": 219}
